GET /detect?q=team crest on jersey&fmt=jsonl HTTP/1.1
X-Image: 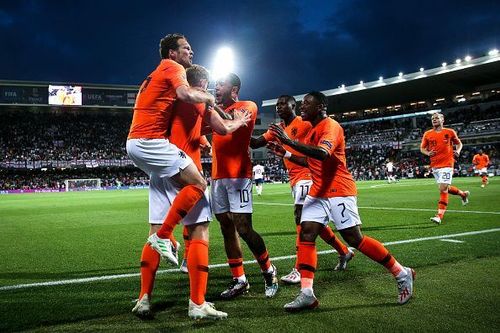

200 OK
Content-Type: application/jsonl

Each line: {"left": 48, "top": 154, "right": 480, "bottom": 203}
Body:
{"left": 320, "top": 140, "right": 333, "bottom": 149}
{"left": 291, "top": 127, "right": 298, "bottom": 137}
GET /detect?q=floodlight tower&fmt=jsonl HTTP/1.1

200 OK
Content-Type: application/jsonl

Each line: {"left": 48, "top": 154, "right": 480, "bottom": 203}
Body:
{"left": 208, "top": 47, "right": 235, "bottom": 94}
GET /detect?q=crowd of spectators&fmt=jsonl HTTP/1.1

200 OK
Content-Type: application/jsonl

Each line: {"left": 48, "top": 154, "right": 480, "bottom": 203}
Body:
{"left": 1, "top": 100, "right": 498, "bottom": 190}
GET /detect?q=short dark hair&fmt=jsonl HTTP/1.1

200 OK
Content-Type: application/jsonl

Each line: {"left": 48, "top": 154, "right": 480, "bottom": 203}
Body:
{"left": 307, "top": 91, "right": 327, "bottom": 110}
{"left": 278, "top": 95, "right": 296, "bottom": 107}
{"left": 186, "top": 64, "right": 209, "bottom": 86}
{"left": 159, "top": 33, "right": 186, "bottom": 59}
{"left": 222, "top": 73, "right": 241, "bottom": 93}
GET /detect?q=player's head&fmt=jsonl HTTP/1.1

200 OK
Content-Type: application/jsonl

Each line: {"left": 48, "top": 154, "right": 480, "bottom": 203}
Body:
{"left": 275, "top": 95, "right": 296, "bottom": 120}
{"left": 431, "top": 112, "right": 444, "bottom": 128}
{"left": 215, "top": 73, "right": 241, "bottom": 105}
{"left": 478, "top": 148, "right": 483, "bottom": 155}
{"left": 159, "top": 33, "right": 193, "bottom": 68}
{"left": 300, "top": 91, "right": 327, "bottom": 121}
{"left": 186, "top": 64, "right": 209, "bottom": 90}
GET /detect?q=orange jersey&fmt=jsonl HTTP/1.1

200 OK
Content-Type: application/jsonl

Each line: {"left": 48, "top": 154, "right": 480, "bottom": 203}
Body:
{"left": 305, "top": 118, "right": 357, "bottom": 198}
{"left": 472, "top": 154, "right": 489, "bottom": 169}
{"left": 168, "top": 101, "right": 206, "bottom": 171}
{"left": 420, "top": 128, "right": 460, "bottom": 168}
{"left": 211, "top": 101, "right": 258, "bottom": 179}
{"left": 263, "top": 116, "right": 312, "bottom": 186}
{"left": 128, "top": 59, "right": 188, "bottom": 139}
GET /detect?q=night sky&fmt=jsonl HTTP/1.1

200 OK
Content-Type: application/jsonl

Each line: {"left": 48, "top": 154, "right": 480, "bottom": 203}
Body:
{"left": 1, "top": 0, "right": 499, "bottom": 105}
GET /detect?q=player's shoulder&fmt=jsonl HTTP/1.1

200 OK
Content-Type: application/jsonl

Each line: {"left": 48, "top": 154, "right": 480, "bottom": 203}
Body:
{"left": 423, "top": 128, "right": 435, "bottom": 136}
{"left": 236, "top": 100, "right": 257, "bottom": 111}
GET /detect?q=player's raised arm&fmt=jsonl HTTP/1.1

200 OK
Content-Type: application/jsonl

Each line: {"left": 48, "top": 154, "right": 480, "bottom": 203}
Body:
{"left": 269, "top": 123, "right": 328, "bottom": 161}
{"left": 176, "top": 85, "right": 215, "bottom": 106}
{"left": 202, "top": 106, "right": 251, "bottom": 135}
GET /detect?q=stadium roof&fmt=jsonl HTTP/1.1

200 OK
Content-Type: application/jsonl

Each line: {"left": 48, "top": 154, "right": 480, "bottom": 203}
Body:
{"left": 261, "top": 53, "right": 500, "bottom": 114}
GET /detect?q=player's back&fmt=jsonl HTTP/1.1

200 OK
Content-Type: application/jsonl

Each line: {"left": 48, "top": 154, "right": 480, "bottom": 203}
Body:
{"left": 168, "top": 100, "right": 206, "bottom": 171}
{"left": 128, "top": 59, "right": 187, "bottom": 139}
{"left": 212, "top": 101, "right": 258, "bottom": 179}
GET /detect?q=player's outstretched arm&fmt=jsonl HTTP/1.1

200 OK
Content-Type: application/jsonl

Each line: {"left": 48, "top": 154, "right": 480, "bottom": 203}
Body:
{"left": 268, "top": 123, "right": 328, "bottom": 161}
{"left": 203, "top": 107, "right": 251, "bottom": 135}
{"left": 267, "top": 141, "right": 308, "bottom": 167}
{"left": 176, "top": 85, "right": 215, "bottom": 106}
{"left": 250, "top": 136, "right": 267, "bottom": 149}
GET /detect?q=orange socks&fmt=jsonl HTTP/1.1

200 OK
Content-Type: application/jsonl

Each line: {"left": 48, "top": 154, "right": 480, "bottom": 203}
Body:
{"left": 256, "top": 250, "right": 271, "bottom": 272}
{"left": 319, "top": 226, "right": 349, "bottom": 256}
{"left": 183, "top": 226, "right": 190, "bottom": 261}
{"left": 188, "top": 239, "right": 209, "bottom": 305}
{"left": 228, "top": 258, "right": 245, "bottom": 279}
{"left": 139, "top": 243, "right": 161, "bottom": 299}
{"left": 437, "top": 192, "right": 449, "bottom": 219}
{"left": 297, "top": 241, "right": 317, "bottom": 289}
{"left": 157, "top": 185, "right": 204, "bottom": 239}
{"left": 448, "top": 186, "right": 464, "bottom": 197}
{"left": 357, "top": 236, "right": 403, "bottom": 278}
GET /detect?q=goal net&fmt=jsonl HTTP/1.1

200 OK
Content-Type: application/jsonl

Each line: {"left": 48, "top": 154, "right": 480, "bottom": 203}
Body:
{"left": 64, "top": 178, "right": 102, "bottom": 192}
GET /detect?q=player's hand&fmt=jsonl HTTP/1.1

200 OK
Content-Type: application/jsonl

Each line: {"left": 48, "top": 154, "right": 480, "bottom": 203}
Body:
{"left": 428, "top": 150, "right": 436, "bottom": 157}
{"left": 206, "top": 94, "right": 216, "bottom": 107}
{"left": 453, "top": 150, "right": 460, "bottom": 158}
{"left": 233, "top": 109, "right": 252, "bottom": 127}
{"left": 269, "top": 123, "right": 291, "bottom": 144}
{"left": 266, "top": 141, "right": 286, "bottom": 158}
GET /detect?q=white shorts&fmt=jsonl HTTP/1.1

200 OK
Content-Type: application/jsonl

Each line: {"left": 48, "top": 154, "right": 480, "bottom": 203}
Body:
{"left": 211, "top": 178, "right": 253, "bottom": 214}
{"left": 126, "top": 139, "right": 192, "bottom": 178}
{"left": 149, "top": 173, "right": 212, "bottom": 226}
{"left": 432, "top": 167, "right": 453, "bottom": 185}
{"left": 300, "top": 195, "right": 362, "bottom": 231}
{"left": 291, "top": 179, "right": 313, "bottom": 205}
{"left": 476, "top": 167, "right": 487, "bottom": 175}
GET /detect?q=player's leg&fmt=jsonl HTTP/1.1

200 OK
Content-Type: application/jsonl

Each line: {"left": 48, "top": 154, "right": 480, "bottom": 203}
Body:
{"left": 156, "top": 162, "right": 207, "bottom": 240}
{"left": 281, "top": 204, "right": 302, "bottom": 284}
{"left": 284, "top": 220, "right": 322, "bottom": 311}
{"left": 232, "top": 212, "right": 278, "bottom": 297}
{"left": 180, "top": 225, "right": 190, "bottom": 273}
{"left": 334, "top": 196, "right": 414, "bottom": 305}
{"left": 447, "top": 169, "right": 469, "bottom": 205}
{"left": 183, "top": 193, "right": 227, "bottom": 320}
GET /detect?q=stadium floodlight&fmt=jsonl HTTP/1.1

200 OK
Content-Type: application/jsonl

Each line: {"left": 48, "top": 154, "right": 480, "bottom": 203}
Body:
{"left": 211, "top": 46, "right": 235, "bottom": 81}
{"left": 442, "top": 62, "right": 447, "bottom": 68}
{"left": 398, "top": 72, "right": 403, "bottom": 77}
{"left": 359, "top": 80, "right": 364, "bottom": 85}
{"left": 488, "top": 48, "right": 499, "bottom": 56}
{"left": 378, "top": 76, "right": 383, "bottom": 81}
{"left": 464, "top": 55, "right": 472, "bottom": 61}
{"left": 455, "top": 58, "right": 461, "bottom": 64}
{"left": 419, "top": 67, "right": 425, "bottom": 72}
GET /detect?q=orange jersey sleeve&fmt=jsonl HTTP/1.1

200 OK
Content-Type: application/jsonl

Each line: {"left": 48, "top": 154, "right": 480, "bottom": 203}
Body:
{"left": 211, "top": 101, "right": 258, "bottom": 179}
{"left": 168, "top": 101, "right": 206, "bottom": 171}
{"left": 128, "top": 59, "right": 188, "bottom": 139}
{"left": 306, "top": 118, "right": 356, "bottom": 198}
{"left": 421, "top": 128, "right": 459, "bottom": 168}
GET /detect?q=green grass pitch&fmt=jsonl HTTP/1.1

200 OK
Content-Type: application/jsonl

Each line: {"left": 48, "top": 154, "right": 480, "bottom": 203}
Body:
{"left": 0, "top": 177, "right": 499, "bottom": 332}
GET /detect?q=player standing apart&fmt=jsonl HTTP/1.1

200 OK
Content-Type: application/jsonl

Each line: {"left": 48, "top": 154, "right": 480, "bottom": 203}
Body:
{"left": 386, "top": 160, "right": 396, "bottom": 183}
{"left": 472, "top": 149, "right": 490, "bottom": 188}
{"left": 252, "top": 163, "right": 265, "bottom": 196}
{"left": 211, "top": 73, "right": 279, "bottom": 299}
{"left": 251, "top": 95, "right": 353, "bottom": 285}
{"left": 420, "top": 113, "right": 470, "bottom": 224}
{"left": 268, "top": 91, "right": 414, "bottom": 311}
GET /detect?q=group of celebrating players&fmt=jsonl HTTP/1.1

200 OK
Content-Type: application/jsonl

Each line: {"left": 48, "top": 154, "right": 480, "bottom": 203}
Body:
{"left": 126, "top": 33, "right": 488, "bottom": 321}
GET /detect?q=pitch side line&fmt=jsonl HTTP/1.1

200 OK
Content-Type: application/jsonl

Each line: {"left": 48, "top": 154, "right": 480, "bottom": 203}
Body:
{"left": 253, "top": 202, "right": 500, "bottom": 215}
{"left": 1, "top": 228, "right": 499, "bottom": 292}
